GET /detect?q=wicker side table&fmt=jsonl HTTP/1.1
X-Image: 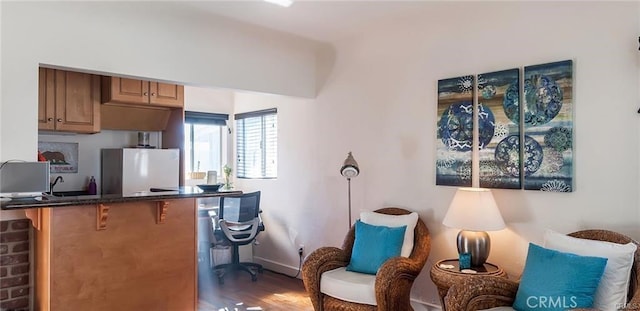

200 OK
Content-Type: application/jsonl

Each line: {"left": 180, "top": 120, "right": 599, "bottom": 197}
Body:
{"left": 430, "top": 259, "right": 507, "bottom": 311}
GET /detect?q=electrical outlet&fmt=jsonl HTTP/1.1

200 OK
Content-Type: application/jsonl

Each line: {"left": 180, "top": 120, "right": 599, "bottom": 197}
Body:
{"left": 298, "top": 244, "right": 304, "bottom": 257}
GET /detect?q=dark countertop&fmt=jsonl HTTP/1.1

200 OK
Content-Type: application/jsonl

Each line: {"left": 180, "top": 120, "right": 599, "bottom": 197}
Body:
{"left": 0, "top": 187, "right": 242, "bottom": 210}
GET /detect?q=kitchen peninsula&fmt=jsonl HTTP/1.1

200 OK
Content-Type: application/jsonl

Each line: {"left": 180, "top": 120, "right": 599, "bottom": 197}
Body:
{"left": 1, "top": 188, "right": 240, "bottom": 311}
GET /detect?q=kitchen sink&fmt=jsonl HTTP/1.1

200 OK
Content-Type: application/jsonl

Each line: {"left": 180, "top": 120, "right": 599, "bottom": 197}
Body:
{"left": 52, "top": 190, "right": 92, "bottom": 197}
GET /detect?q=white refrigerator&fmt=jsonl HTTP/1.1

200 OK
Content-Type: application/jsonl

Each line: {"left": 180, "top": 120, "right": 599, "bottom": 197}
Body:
{"left": 101, "top": 148, "right": 180, "bottom": 195}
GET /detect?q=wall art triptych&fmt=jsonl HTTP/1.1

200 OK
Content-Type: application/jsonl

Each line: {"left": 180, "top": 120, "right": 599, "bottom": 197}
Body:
{"left": 436, "top": 60, "right": 574, "bottom": 192}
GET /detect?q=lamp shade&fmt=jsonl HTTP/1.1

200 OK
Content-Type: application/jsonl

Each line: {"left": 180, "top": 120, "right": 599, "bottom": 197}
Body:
{"left": 340, "top": 152, "right": 359, "bottom": 178}
{"left": 442, "top": 187, "right": 505, "bottom": 232}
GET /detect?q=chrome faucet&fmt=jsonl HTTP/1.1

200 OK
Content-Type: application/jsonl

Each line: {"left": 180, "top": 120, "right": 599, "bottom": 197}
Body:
{"left": 50, "top": 176, "right": 64, "bottom": 194}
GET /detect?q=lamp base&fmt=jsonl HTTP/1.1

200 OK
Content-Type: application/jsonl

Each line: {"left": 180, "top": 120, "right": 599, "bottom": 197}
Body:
{"left": 456, "top": 230, "right": 491, "bottom": 267}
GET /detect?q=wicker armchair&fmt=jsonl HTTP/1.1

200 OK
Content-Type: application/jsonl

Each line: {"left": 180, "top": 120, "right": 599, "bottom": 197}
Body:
{"left": 444, "top": 230, "right": 640, "bottom": 311}
{"left": 301, "top": 207, "right": 431, "bottom": 311}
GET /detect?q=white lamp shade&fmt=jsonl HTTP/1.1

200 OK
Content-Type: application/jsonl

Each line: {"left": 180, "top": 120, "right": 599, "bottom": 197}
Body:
{"left": 442, "top": 187, "right": 506, "bottom": 231}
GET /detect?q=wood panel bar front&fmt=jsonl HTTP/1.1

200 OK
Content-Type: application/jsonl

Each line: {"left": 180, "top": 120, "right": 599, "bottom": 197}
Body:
{"left": 33, "top": 198, "right": 197, "bottom": 311}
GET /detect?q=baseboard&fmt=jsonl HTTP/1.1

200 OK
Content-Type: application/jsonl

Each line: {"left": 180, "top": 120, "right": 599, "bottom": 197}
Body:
{"left": 253, "top": 256, "right": 443, "bottom": 311}
{"left": 253, "top": 256, "right": 302, "bottom": 278}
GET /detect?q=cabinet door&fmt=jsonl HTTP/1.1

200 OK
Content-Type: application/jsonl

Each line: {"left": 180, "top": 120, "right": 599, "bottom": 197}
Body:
{"left": 38, "top": 68, "right": 56, "bottom": 131}
{"left": 149, "top": 82, "right": 184, "bottom": 108}
{"left": 108, "top": 77, "right": 149, "bottom": 105}
{"left": 54, "top": 70, "right": 101, "bottom": 133}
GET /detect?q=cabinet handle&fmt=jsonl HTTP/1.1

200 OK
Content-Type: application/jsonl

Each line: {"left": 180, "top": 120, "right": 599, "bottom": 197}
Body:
{"left": 47, "top": 118, "right": 53, "bottom": 122}
{"left": 56, "top": 118, "right": 62, "bottom": 122}
{"left": 151, "top": 93, "right": 156, "bottom": 96}
{"left": 144, "top": 92, "right": 148, "bottom": 96}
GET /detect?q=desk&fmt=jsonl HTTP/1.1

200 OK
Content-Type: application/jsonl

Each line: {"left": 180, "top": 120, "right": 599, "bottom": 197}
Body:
{"left": 430, "top": 259, "right": 507, "bottom": 310}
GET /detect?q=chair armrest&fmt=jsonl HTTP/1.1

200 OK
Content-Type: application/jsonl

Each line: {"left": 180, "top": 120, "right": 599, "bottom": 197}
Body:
{"left": 377, "top": 256, "right": 424, "bottom": 283}
{"left": 301, "top": 246, "right": 350, "bottom": 311}
{"left": 445, "top": 276, "right": 519, "bottom": 311}
{"left": 375, "top": 256, "right": 426, "bottom": 310}
{"left": 622, "top": 292, "right": 640, "bottom": 310}
{"left": 302, "top": 246, "right": 350, "bottom": 286}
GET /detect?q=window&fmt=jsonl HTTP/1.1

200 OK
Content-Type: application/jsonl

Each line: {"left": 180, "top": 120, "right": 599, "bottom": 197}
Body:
{"left": 184, "top": 111, "right": 228, "bottom": 178}
{"left": 235, "top": 108, "right": 277, "bottom": 179}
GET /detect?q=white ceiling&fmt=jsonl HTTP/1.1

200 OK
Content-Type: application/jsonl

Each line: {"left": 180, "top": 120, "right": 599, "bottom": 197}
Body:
{"left": 183, "top": 1, "right": 433, "bottom": 42}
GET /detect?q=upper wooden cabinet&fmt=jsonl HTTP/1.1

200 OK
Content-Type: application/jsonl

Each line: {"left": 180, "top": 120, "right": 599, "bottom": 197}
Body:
{"left": 38, "top": 68, "right": 101, "bottom": 133}
{"left": 101, "top": 77, "right": 184, "bottom": 108}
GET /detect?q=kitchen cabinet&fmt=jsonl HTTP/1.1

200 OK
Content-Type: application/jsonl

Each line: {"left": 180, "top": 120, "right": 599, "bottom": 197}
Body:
{"left": 38, "top": 68, "right": 101, "bottom": 133}
{"left": 30, "top": 199, "right": 197, "bottom": 311}
{"left": 101, "top": 77, "right": 184, "bottom": 108}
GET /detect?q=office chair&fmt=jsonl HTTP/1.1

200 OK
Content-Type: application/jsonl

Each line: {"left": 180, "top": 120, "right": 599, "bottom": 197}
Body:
{"left": 213, "top": 191, "right": 264, "bottom": 284}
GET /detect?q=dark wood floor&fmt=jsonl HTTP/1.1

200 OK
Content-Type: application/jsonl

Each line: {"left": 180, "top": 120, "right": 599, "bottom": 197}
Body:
{"left": 198, "top": 262, "right": 313, "bottom": 311}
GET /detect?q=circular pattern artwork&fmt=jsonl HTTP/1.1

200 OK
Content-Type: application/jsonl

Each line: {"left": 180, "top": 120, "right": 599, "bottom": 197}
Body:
{"left": 502, "top": 81, "right": 520, "bottom": 124}
{"left": 481, "top": 85, "right": 496, "bottom": 99}
{"left": 477, "top": 104, "right": 496, "bottom": 149}
{"left": 538, "top": 148, "right": 564, "bottom": 174}
{"left": 544, "top": 127, "right": 572, "bottom": 152}
{"left": 523, "top": 135, "right": 544, "bottom": 176}
{"left": 541, "top": 180, "right": 571, "bottom": 192}
{"left": 440, "top": 102, "right": 495, "bottom": 152}
{"left": 439, "top": 101, "right": 474, "bottom": 151}
{"left": 494, "top": 135, "right": 520, "bottom": 177}
{"left": 523, "top": 75, "right": 563, "bottom": 126}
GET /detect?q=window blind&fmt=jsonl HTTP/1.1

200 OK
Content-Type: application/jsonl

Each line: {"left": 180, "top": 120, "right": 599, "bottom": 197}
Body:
{"left": 236, "top": 108, "right": 277, "bottom": 179}
{"left": 185, "top": 111, "right": 228, "bottom": 126}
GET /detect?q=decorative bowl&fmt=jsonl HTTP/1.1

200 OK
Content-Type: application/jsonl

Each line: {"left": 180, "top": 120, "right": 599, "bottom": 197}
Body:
{"left": 197, "top": 184, "right": 223, "bottom": 192}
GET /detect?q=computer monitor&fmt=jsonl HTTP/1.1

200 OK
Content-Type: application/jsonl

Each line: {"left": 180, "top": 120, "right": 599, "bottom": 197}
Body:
{"left": 0, "top": 162, "right": 50, "bottom": 196}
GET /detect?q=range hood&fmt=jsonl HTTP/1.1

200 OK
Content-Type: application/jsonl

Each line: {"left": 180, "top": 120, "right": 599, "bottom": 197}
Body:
{"left": 101, "top": 104, "right": 171, "bottom": 131}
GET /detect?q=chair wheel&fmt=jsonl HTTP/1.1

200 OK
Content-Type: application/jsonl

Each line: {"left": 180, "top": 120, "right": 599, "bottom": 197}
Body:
{"left": 251, "top": 275, "right": 257, "bottom": 282}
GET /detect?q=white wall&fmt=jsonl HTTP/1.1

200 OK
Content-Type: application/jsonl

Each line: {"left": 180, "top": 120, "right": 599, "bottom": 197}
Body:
{"left": 238, "top": 2, "right": 640, "bottom": 307}
{"left": 2, "top": 1, "right": 639, "bottom": 308}
{"left": 0, "top": 1, "right": 322, "bottom": 162}
{"left": 183, "top": 86, "right": 235, "bottom": 186}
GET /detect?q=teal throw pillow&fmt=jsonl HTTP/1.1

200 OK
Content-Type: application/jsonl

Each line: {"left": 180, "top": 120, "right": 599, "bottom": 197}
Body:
{"left": 346, "top": 220, "right": 406, "bottom": 275}
{"left": 513, "top": 243, "right": 608, "bottom": 311}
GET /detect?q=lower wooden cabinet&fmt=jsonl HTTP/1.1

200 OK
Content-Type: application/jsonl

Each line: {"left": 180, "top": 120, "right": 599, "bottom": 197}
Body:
{"left": 31, "top": 199, "right": 197, "bottom": 311}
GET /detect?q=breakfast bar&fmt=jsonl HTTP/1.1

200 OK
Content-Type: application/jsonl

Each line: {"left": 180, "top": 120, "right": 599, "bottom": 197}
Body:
{"left": 1, "top": 188, "right": 240, "bottom": 311}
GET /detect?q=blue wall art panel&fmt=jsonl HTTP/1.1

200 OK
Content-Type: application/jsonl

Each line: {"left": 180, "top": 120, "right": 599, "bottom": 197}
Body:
{"left": 478, "top": 69, "right": 521, "bottom": 189}
{"left": 523, "top": 60, "right": 573, "bottom": 192}
{"left": 436, "top": 76, "right": 474, "bottom": 187}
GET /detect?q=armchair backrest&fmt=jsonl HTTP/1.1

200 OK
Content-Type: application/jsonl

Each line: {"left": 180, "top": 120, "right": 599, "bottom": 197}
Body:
{"left": 569, "top": 229, "right": 640, "bottom": 303}
{"left": 341, "top": 207, "right": 431, "bottom": 265}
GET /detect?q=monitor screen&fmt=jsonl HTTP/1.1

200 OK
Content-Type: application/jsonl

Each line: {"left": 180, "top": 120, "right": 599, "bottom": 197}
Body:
{"left": 0, "top": 162, "right": 50, "bottom": 195}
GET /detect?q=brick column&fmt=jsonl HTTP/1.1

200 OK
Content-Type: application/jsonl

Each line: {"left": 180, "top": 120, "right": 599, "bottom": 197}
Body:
{"left": 0, "top": 219, "right": 31, "bottom": 311}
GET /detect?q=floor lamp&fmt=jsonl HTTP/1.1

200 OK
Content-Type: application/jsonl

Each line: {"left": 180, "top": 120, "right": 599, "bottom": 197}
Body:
{"left": 340, "top": 152, "right": 359, "bottom": 229}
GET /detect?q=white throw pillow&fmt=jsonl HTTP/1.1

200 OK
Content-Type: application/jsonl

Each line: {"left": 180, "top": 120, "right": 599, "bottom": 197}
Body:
{"left": 360, "top": 211, "right": 418, "bottom": 257}
{"left": 543, "top": 229, "right": 637, "bottom": 310}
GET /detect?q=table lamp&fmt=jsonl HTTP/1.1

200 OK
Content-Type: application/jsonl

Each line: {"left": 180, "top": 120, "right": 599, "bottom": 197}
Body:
{"left": 340, "top": 152, "right": 359, "bottom": 229}
{"left": 442, "top": 187, "right": 505, "bottom": 267}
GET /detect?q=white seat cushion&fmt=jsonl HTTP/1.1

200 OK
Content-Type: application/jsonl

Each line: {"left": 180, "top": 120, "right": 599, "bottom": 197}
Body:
{"left": 320, "top": 267, "right": 376, "bottom": 306}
